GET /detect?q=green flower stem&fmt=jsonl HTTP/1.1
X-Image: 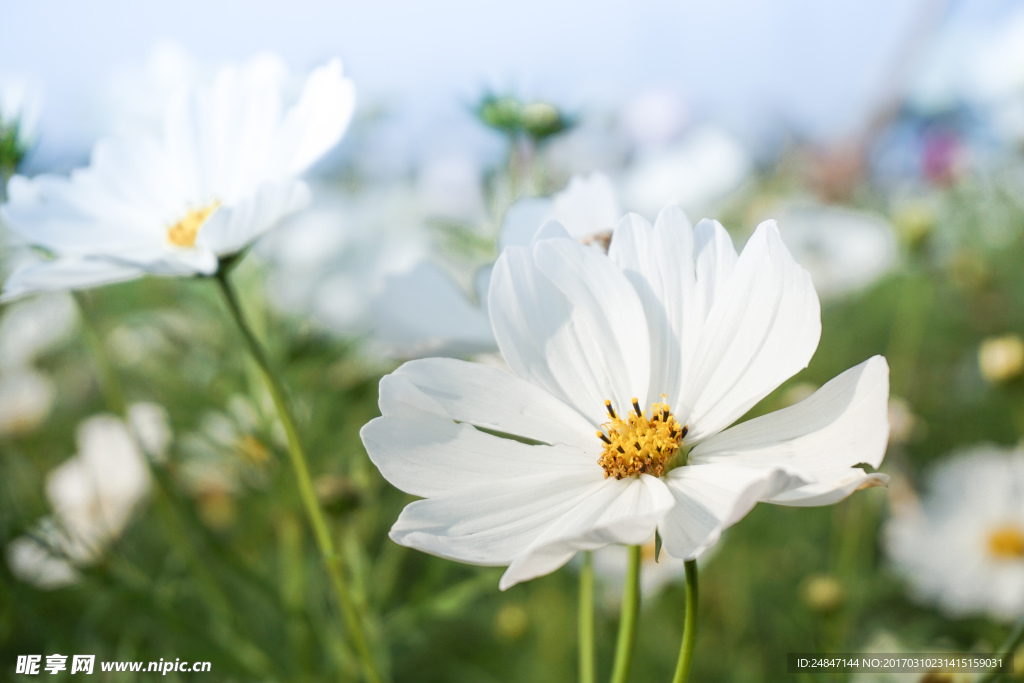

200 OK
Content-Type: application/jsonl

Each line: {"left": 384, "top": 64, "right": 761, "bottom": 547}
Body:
{"left": 671, "top": 559, "right": 700, "bottom": 683}
{"left": 609, "top": 544, "right": 642, "bottom": 683}
{"left": 213, "top": 270, "right": 385, "bottom": 683}
{"left": 579, "top": 551, "right": 596, "bottom": 683}
{"left": 73, "top": 292, "right": 126, "bottom": 415}
{"left": 979, "top": 614, "right": 1024, "bottom": 683}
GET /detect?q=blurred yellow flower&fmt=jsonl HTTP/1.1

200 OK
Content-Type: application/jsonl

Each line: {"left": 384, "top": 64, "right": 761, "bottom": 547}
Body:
{"left": 978, "top": 334, "right": 1024, "bottom": 384}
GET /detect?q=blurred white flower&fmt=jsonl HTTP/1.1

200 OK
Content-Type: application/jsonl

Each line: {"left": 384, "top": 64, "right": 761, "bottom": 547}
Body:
{"left": 622, "top": 126, "right": 751, "bottom": 218}
{"left": 7, "top": 410, "right": 162, "bottom": 588}
{"left": 102, "top": 43, "right": 288, "bottom": 139}
{"left": 885, "top": 444, "right": 1024, "bottom": 621}
{"left": 6, "top": 528, "right": 79, "bottom": 590}
{"left": 47, "top": 414, "right": 153, "bottom": 558}
{"left": 371, "top": 263, "right": 495, "bottom": 358}
{"left": 771, "top": 204, "right": 899, "bottom": 299}
{"left": 260, "top": 182, "right": 429, "bottom": 335}
{"left": 0, "top": 369, "right": 55, "bottom": 437}
{"left": 0, "top": 291, "right": 78, "bottom": 370}
{"left": 128, "top": 402, "right": 172, "bottom": 461}
{"left": 362, "top": 209, "right": 890, "bottom": 589}
{"left": 1, "top": 56, "right": 355, "bottom": 300}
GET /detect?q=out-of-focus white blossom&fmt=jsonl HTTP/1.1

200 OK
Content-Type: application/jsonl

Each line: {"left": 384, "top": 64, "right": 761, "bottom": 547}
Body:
{"left": 8, "top": 410, "right": 162, "bottom": 589}
{"left": 623, "top": 126, "right": 751, "bottom": 218}
{"left": 2, "top": 55, "right": 355, "bottom": 299}
{"left": 0, "top": 292, "right": 78, "bottom": 370}
{"left": 0, "top": 369, "right": 55, "bottom": 437}
{"left": 6, "top": 529, "right": 79, "bottom": 590}
{"left": 885, "top": 445, "right": 1024, "bottom": 621}
{"left": 771, "top": 204, "right": 898, "bottom": 299}
{"left": 260, "top": 183, "right": 430, "bottom": 335}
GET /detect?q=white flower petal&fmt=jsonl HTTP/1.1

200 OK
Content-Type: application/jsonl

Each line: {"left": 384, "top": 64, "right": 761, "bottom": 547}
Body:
{"left": 608, "top": 206, "right": 698, "bottom": 408}
{"left": 2, "top": 257, "right": 145, "bottom": 301}
{"left": 681, "top": 221, "right": 821, "bottom": 440}
{"left": 2, "top": 173, "right": 155, "bottom": 255}
{"left": 489, "top": 238, "right": 650, "bottom": 425}
{"left": 692, "top": 356, "right": 890, "bottom": 506}
{"left": 659, "top": 463, "right": 809, "bottom": 560}
{"left": 6, "top": 535, "right": 79, "bottom": 590}
{"left": 390, "top": 471, "right": 607, "bottom": 568}
{"left": 389, "top": 357, "right": 596, "bottom": 445}
{"left": 362, "top": 374, "right": 594, "bottom": 498}
{"left": 531, "top": 219, "right": 574, "bottom": 244}
{"left": 692, "top": 218, "right": 738, "bottom": 315}
{"left": 272, "top": 59, "right": 356, "bottom": 177}
{"left": 501, "top": 473, "right": 674, "bottom": 589}
{"left": 197, "top": 181, "right": 310, "bottom": 255}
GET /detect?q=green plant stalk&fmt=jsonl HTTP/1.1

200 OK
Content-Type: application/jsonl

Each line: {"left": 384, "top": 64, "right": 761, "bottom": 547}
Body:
{"left": 671, "top": 560, "right": 699, "bottom": 683}
{"left": 609, "top": 545, "right": 642, "bottom": 683}
{"left": 979, "top": 613, "right": 1024, "bottom": 683}
{"left": 213, "top": 270, "right": 385, "bottom": 683}
{"left": 579, "top": 551, "right": 596, "bottom": 683}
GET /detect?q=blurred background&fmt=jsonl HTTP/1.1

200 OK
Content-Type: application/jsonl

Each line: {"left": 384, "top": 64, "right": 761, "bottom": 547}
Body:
{"left": 5, "top": 0, "right": 1024, "bottom": 681}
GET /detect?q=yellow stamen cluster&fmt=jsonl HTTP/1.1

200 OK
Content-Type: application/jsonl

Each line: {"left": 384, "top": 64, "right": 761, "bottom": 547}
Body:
{"left": 597, "top": 397, "right": 686, "bottom": 479}
{"left": 987, "top": 525, "right": 1024, "bottom": 560}
{"left": 166, "top": 202, "right": 220, "bottom": 248}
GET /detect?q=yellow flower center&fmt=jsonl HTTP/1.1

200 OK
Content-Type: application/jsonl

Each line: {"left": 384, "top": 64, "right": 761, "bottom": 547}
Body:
{"left": 597, "top": 397, "right": 686, "bottom": 479}
{"left": 166, "top": 202, "right": 220, "bottom": 248}
{"left": 987, "top": 525, "right": 1024, "bottom": 560}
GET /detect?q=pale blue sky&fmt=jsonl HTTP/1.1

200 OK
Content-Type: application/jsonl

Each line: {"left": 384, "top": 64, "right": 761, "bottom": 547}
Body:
{"left": 0, "top": 0, "right": 1015, "bottom": 168}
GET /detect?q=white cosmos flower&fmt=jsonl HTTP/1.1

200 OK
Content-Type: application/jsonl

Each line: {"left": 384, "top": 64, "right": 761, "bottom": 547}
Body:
{"left": 885, "top": 444, "right": 1024, "bottom": 621}
{"left": 0, "top": 57, "right": 355, "bottom": 300}
{"left": 771, "top": 203, "right": 899, "bottom": 299}
{"left": 361, "top": 208, "right": 890, "bottom": 589}
{"left": 7, "top": 408, "right": 162, "bottom": 588}
{"left": 622, "top": 126, "right": 751, "bottom": 219}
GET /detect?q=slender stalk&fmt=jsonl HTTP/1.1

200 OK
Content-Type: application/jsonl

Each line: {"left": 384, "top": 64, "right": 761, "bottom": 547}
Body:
{"left": 579, "top": 551, "right": 596, "bottom": 683}
{"left": 609, "top": 545, "right": 642, "bottom": 683}
{"left": 72, "top": 292, "right": 126, "bottom": 415}
{"left": 978, "top": 613, "right": 1024, "bottom": 683}
{"left": 213, "top": 270, "right": 384, "bottom": 683}
{"left": 671, "top": 560, "right": 700, "bottom": 683}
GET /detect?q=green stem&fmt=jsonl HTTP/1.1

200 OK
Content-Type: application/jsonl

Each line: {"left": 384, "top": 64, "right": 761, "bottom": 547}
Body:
{"left": 978, "top": 614, "right": 1024, "bottom": 683}
{"left": 72, "top": 291, "right": 126, "bottom": 415}
{"left": 579, "top": 551, "right": 596, "bottom": 683}
{"left": 609, "top": 545, "right": 642, "bottom": 683}
{"left": 671, "top": 560, "right": 699, "bottom": 683}
{"left": 213, "top": 270, "right": 385, "bottom": 683}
